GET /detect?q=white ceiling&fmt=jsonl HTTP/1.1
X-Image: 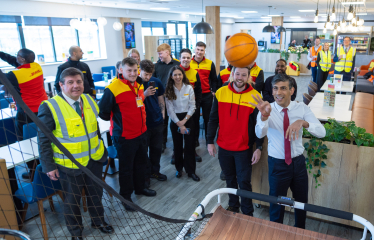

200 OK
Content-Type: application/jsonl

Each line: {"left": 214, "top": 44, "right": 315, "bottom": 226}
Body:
{"left": 26, "top": 0, "right": 374, "bottom": 19}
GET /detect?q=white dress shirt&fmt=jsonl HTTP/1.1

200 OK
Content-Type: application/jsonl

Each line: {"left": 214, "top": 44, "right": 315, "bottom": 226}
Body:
{"left": 61, "top": 91, "right": 81, "bottom": 110}
{"left": 165, "top": 84, "right": 196, "bottom": 123}
{"left": 255, "top": 101, "right": 326, "bottom": 159}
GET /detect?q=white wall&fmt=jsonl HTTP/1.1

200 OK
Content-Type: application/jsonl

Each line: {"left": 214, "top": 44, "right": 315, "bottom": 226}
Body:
{"left": 220, "top": 23, "right": 234, "bottom": 66}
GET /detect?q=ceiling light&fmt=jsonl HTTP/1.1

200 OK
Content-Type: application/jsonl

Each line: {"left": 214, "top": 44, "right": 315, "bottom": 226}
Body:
{"left": 359, "top": 25, "right": 365, "bottom": 31}
{"left": 341, "top": 1, "right": 365, "bottom": 5}
{"left": 97, "top": 17, "right": 107, "bottom": 26}
{"left": 261, "top": 17, "right": 271, "bottom": 19}
{"left": 290, "top": 16, "right": 301, "bottom": 18}
{"left": 113, "top": 22, "right": 122, "bottom": 31}
{"left": 356, "top": 13, "right": 367, "bottom": 15}
{"left": 193, "top": 0, "right": 214, "bottom": 34}
{"left": 262, "top": 6, "right": 275, "bottom": 33}
{"left": 150, "top": 7, "right": 170, "bottom": 10}
{"left": 268, "top": 15, "right": 280, "bottom": 17}
{"left": 277, "top": 26, "right": 286, "bottom": 32}
{"left": 234, "top": 17, "right": 245, "bottom": 19}
{"left": 298, "top": 10, "right": 315, "bottom": 12}
{"left": 314, "top": 9, "right": 319, "bottom": 23}
{"left": 241, "top": 11, "right": 257, "bottom": 13}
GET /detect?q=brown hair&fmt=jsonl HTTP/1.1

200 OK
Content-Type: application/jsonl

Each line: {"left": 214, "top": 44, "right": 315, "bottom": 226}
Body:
{"left": 164, "top": 66, "right": 190, "bottom": 100}
{"left": 157, "top": 43, "right": 171, "bottom": 54}
{"left": 139, "top": 59, "right": 155, "bottom": 73}
{"left": 128, "top": 49, "right": 140, "bottom": 58}
{"left": 196, "top": 41, "right": 206, "bottom": 48}
{"left": 228, "top": 66, "right": 252, "bottom": 85}
{"left": 60, "top": 67, "right": 83, "bottom": 84}
{"left": 121, "top": 57, "right": 138, "bottom": 67}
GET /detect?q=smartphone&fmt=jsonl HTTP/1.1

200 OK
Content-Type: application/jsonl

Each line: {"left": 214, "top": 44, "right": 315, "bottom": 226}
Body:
{"left": 177, "top": 127, "right": 190, "bottom": 134}
{"left": 149, "top": 81, "right": 155, "bottom": 88}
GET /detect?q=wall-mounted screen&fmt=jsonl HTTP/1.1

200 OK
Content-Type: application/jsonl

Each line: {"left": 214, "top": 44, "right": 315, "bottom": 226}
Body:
{"left": 271, "top": 26, "right": 281, "bottom": 44}
{"left": 124, "top": 22, "right": 136, "bottom": 49}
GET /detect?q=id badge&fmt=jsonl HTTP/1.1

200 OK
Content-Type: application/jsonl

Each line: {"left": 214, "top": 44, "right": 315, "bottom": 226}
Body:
{"left": 136, "top": 97, "right": 143, "bottom": 107}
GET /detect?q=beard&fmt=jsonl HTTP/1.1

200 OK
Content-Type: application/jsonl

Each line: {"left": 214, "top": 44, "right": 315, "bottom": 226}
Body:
{"left": 234, "top": 80, "right": 245, "bottom": 89}
{"left": 275, "top": 69, "right": 286, "bottom": 75}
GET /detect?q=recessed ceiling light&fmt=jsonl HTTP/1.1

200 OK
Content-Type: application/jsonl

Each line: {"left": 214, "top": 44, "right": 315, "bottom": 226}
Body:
{"left": 268, "top": 15, "right": 280, "bottom": 16}
{"left": 234, "top": 16, "right": 245, "bottom": 19}
{"left": 341, "top": 1, "right": 365, "bottom": 5}
{"left": 241, "top": 11, "right": 258, "bottom": 13}
{"left": 150, "top": 7, "right": 170, "bottom": 10}
{"left": 261, "top": 17, "right": 271, "bottom": 19}
{"left": 298, "top": 10, "right": 315, "bottom": 12}
{"left": 290, "top": 16, "right": 301, "bottom": 18}
{"left": 356, "top": 13, "right": 368, "bottom": 15}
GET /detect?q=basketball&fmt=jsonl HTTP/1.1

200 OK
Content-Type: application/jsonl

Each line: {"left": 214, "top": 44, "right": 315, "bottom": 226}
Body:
{"left": 224, "top": 33, "right": 258, "bottom": 68}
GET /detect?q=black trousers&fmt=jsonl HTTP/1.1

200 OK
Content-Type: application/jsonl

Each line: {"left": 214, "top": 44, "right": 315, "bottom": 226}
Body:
{"left": 113, "top": 133, "right": 147, "bottom": 199}
{"left": 145, "top": 123, "right": 163, "bottom": 178}
{"left": 268, "top": 155, "right": 308, "bottom": 229}
{"left": 170, "top": 112, "right": 196, "bottom": 174}
{"left": 195, "top": 93, "right": 213, "bottom": 143}
{"left": 316, "top": 69, "right": 329, "bottom": 91}
{"left": 163, "top": 111, "right": 169, "bottom": 145}
{"left": 58, "top": 160, "right": 104, "bottom": 237}
{"left": 218, "top": 147, "right": 254, "bottom": 215}
{"left": 16, "top": 111, "right": 38, "bottom": 171}
{"left": 193, "top": 106, "right": 200, "bottom": 143}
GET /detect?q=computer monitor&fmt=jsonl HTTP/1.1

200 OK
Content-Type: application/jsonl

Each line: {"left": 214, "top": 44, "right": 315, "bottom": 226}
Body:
{"left": 258, "top": 41, "right": 265, "bottom": 46}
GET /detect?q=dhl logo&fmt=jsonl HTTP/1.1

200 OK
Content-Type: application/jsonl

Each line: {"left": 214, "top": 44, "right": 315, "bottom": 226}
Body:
{"left": 30, "top": 69, "right": 41, "bottom": 76}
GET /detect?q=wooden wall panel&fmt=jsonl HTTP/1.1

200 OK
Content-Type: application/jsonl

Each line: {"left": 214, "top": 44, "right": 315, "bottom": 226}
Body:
{"left": 205, "top": 6, "right": 221, "bottom": 74}
{"left": 120, "top": 17, "right": 131, "bottom": 58}
{"left": 270, "top": 16, "right": 283, "bottom": 50}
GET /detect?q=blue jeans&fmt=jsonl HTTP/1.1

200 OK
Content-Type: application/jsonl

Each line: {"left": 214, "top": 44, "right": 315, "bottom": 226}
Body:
{"left": 268, "top": 154, "right": 308, "bottom": 229}
{"left": 311, "top": 66, "right": 317, "bottom": 83}
{"left": 218, "top": 147, "right": 254, "bottom": 215}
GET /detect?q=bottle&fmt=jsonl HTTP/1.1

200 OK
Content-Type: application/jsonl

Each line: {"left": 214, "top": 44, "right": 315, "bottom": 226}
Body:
{"left": 151, "top": 56, "right": 154, "bottom": 62}
{"left": 104, "top": 72, "right": 109, "bottom": 85}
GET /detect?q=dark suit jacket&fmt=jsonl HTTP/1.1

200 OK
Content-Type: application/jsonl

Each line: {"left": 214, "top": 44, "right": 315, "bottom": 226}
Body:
{"left": 37, "top": 93, "right": 107, "bottom": 176}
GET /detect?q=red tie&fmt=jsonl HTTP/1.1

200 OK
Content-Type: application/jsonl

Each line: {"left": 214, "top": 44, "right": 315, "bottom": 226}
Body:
{"left": 282, "top": 108, "right": 292, "bottom": 165}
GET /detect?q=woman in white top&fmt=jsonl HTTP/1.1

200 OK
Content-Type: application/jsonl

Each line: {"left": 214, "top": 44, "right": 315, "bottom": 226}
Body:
{"left": 165, "top": 66, "right": 200, "bottom": 181}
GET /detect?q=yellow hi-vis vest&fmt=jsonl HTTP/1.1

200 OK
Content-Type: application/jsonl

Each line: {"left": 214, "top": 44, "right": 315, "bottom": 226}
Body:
{"left": 42, "top": 94, "right": 105, "bottom": 169}
{"left": 335, "top": 46, "right": 356, "bottom": 73}
{"left": 319, "top": 50, "right": 332, "bottom": 72}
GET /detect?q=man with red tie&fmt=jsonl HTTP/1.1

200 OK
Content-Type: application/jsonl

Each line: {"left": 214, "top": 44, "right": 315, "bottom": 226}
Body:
{"left": 250, "top": 73, "right": 325, "bottom": 228}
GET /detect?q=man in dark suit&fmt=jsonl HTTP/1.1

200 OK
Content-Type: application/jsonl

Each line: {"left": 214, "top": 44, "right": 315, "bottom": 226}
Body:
{"left": 38, "top": 67, "right": 113, "bottom": 240}
{"left": 54, "top": 46, "right": 95, "bottom": 96}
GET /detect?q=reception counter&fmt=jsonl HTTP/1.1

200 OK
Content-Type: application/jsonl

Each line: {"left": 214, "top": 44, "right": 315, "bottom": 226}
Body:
{"left": 252, "top": 138, "right": 374, "bottom": 229}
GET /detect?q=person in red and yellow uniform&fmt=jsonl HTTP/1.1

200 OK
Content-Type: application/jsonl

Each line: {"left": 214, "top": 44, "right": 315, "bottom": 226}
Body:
{"left": 248, "top": 62, "right": 265, "bottom": 93}
{"left": 190, "top": 41, "right": 218, "bottom": 146}
{"left": 0, "top": 48, "right": 48, "bottom": 179}
{"left": 307, "top": 38, "right": 322, "bottom": 83}
{"left": 99, "top": 57, "right": 156, "bottom": 212}
{"left": 207, "top": 66, "right": 263, "bottom": 216}
{"left": 179, "top": 48, "right": 202, "bottom": 163}
{"left": 218, "top": 65, "right": 232, "bottom": 86}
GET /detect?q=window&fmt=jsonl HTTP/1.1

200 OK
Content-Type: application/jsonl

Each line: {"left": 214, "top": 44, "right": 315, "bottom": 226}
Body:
{"left": 0, "top": 23, "right": 22, "bottom": 67}
{"left": 23, "top": 26, "right": 55, "bottom": 63}
{"left": 78, "top": 26, "right": 101, "bottom": 60}
{"left": 152, "top": 28, "right": 165, "bottom": 36}
{"left": 188, "top": 22, "right": 205, "bottom": 50}
{"left": 52, "top": 26, "right": 78, "bottom": 62}
{"left": 167, "top": 23, "right": 176, "bottom": 35}
{"left": 178, "top": 23, "right": 187, "bottom": 48}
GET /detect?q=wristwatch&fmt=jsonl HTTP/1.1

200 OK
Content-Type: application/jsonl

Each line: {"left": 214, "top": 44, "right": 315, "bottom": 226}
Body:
{"left": 256, "top": 146, "right": 263, "bottom": 151}
{"left": 185, "top": 117, "right": 188, "bottom": 120}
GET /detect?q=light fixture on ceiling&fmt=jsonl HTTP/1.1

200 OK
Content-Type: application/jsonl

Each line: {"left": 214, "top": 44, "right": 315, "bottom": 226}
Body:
{"left": 359, "top": 25, "right": 365, "bottom": 31}
{"left": 290, "top": 16, "right": 301, "bottom": 18}
{"left": 314, "top": 0, "right": 319, "bottom": 22}
{"left": 356, "top": 13, "right": 367, "bottom": 15}
{"left": 347, "top": 5, "right": 354, "bottom": 20}
{"left": 333, "top": 24, "right": 337, "bottom": 35}
{"left": 261, "top": 17, "right": 271, "bottom": 19}
{"left": 97, "top": 17, "right": 107, "bottom": 26}
{"left": 241, "top": 11, "right": 257, "bottom": 13}
{"left": 268, "top": 15, "right": 280, "bottom": 17}
{"left": 277, "top": 26, "right": 286, "bottom": 33}
{"left": 262, "top": 6, "right": 275, "bottom": 32}
{"left": 298, "top": 10, "right": 315, "bottom": 12}
{"left": 341, "top": 1, "right": 365, "bottom": 5}
{"left": 193, "top": 0, "right": 214, "bottom": 34}
{"left": 331, "top": 0, "right": 336, "bottom": 20}
{"left": 113, "top": 21, "right": 122, "bottom": 31}
{"left": 150, "top": 7, "right": 170, "bottom": 10}
{"left": 337, "top": 21, "right": 341, "bottom": 31}
{"left": 70, "top": 18, "right": 79, "bottom": 29}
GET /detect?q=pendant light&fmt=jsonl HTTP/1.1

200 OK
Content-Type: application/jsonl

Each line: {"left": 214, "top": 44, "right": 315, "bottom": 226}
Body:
{"left": 331, "top": 0, "right": 336, "bottom": 20}
{"left": 97, "top": 17, "right": 107, "bottom": 26}
{"left": 262, "top": 6, "right": 275, "bottom": 32}
{"left": 314, "top": 0, "right": 319, "bottom": 23}
{"left": 347, "top": 5, "right": 354, "bottom": 20}
{"left": 333, "top": 24, "right": 337, "bottom": 35}
{"left": 113, "top": 8, "right": 122, "bottom": 31}
{"left": 323, "top": 23, "right": 327, "bottom": 33}
{"left": 337, "top": 22, "right": 341, "bottom": 31}
{"left": 193, "top": 0, "right": 214, "bottom": 34}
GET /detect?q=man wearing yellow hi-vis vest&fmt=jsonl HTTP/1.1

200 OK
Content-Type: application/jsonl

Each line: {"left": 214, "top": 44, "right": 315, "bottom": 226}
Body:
{"left": 316, "top": 42, "right": 333, "bottom": 91}
{"left": 38, "top": 67, "right": 114, "bottom": 239}
{"left": 334, "top": 36, "right": 356, "bottom": 81}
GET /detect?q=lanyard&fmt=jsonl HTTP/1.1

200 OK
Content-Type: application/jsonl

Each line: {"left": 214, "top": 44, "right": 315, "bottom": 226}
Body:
{"left": 127, "top": 81, "right": 141, "bottom": 98}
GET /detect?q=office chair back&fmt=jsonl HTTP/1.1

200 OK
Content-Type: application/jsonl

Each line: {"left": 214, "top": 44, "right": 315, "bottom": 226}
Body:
{"left": 308, "top": 85, "right": 316, "bottom": 97}
{"left": 93, "top": 73, "right": 104, "bottom": 82}
{"left": 303, "top": 93, "right": 313, "bottom": 105}
{"left": 102, "top": 66, "right": 116, "bottom": 79}
{"left": 23, "top": 122, "right": 38, "bottom": 139}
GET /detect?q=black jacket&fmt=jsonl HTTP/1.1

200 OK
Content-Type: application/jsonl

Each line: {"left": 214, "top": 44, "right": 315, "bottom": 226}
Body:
{"left": 37, "top": 92, "right": 107, "bottom": 176}
{"left": 54, "top": 58, "right": 95, "bottom": 94}
{"left": 152, "top": 58, "right": 180, "bottom": 86}
{"left": 263, "top": 75, "right": 297, "bottom": 103}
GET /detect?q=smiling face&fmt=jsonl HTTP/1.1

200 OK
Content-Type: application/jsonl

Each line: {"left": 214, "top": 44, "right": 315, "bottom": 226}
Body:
{"left": 195, "top": 46, "right": 205, "bottom": 60}
{"left": 130, "top": 52, "right": 140, "bottom": 64}
{"left": 315, "top": 38, "right": 321, "bottom": 46}
{"left": 180, "top": 52, "right": 192, "bottom": 68}
{"left": 59, "top": 75, "right": 84, "bottom": 101}
{"left": 275, "top": 60, "right": 287, "bottom": 75}
{"left": 344, "top": 37, "right": 350, "bottom": 47}
{"left": 158, "top": 50, "right": 170, "bottom": 63}
{"left": 121, "top": 63, "right": 138, "bottom": 83}
{"left": 324, "top": 43, "right": 330, "bottom": 51}
{"left": 171, "top": 69, "right": 183, "bottom": 85}
{"left": 233, "top": 67, "right": 250, "bottom": 90}
{"left": 272, "top": 80, "right": 294, "bottom": 107}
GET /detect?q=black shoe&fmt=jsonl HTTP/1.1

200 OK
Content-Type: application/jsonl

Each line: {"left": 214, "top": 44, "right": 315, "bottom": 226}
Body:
{"left": 22, "top": 172, "right": 32, "bottom": 179}
{"left": 162, "top": 143, "right": 166, "bottom": 153}
{"left": 151, "top": 172, "right": 167, "bottom": 181}
{"left": 171, "top": 153, "right": 175, "bottom": 165}
{"left": 195, "top": 153, "right": 202, "bottom": 162}
{"left": 220, "top": 171, "right": 226, "bottom": 181}
{"left": 226, "top": 206, "right": 240, "bottom": 213}
{"left": 71, "top": 237, "right": 83, "bottom": 240}
{"left": 122, "top": 198, "right": 135, "bottom": 212}
{"left": 176, "top": 171, "right": 182, "bottom": 178}
{"left": 188, "top": 173, "right": 200, "bottom": 182}
{"left": 91, "top": 222, "right": 114, "bottom": 234}
{"left": 145, "top": 178, "right": 150, "bottom": 188}
{"left": 135, "top": 188, "right": 157, "bottom": 196}
{"left": 195, "top": 140, "right": 200, "bottom": 147}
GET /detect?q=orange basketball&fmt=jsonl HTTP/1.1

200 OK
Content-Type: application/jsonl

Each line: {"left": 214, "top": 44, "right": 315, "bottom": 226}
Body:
{"left": 224, "top": 33, "right": 258, "bottom": 68}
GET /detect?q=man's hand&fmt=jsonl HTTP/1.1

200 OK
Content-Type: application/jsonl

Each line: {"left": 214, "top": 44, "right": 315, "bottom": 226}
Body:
{"left": 47, "top": 169, "right": 60, "bottom": 181}
{"left": 207, "top": 144, "right": 217, "bottom": 157}
{"left": 251, "top": 149, "right": 262, "bottom": 165}
{"left": 212, "top": 92, "right": 215, "bottom": 97}
{"left": 339, "top": 55, "right": 343, "bottom": 60}
{"left": 249, "top": 94, "right": 272, "bottom": 121}
{"left": 144, "top": 86, "right": 156, "bottom": 98}
{"left": 285, "top": 120, "right": 309, "bottom": 141}
{"left": 176, "top": 119, "right": 187, "bottom": 128}
{"left": 179, "top": 126, "right": 188, "bottom": 134}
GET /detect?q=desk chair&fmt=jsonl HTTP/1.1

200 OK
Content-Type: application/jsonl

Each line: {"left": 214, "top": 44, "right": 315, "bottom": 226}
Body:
{"left": 22, "top": 123, "right": 39, "bottom": 180}
{"left": 303, "top": 93, "right": 313, "bottom": 105}
{"left": 102, "top": 66, "right": 116, "bottom": 79}
{"left": 308, "top": 85, "right": 316, "bottom": 97}
{"left": 0, "top": 99, "right": 9, "bottom": 109}
{"left": 15, "top": 164, "right": 63, "bottom": 240}
{"left": 92, "top": 73, "right": 104, "bottom": 82}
